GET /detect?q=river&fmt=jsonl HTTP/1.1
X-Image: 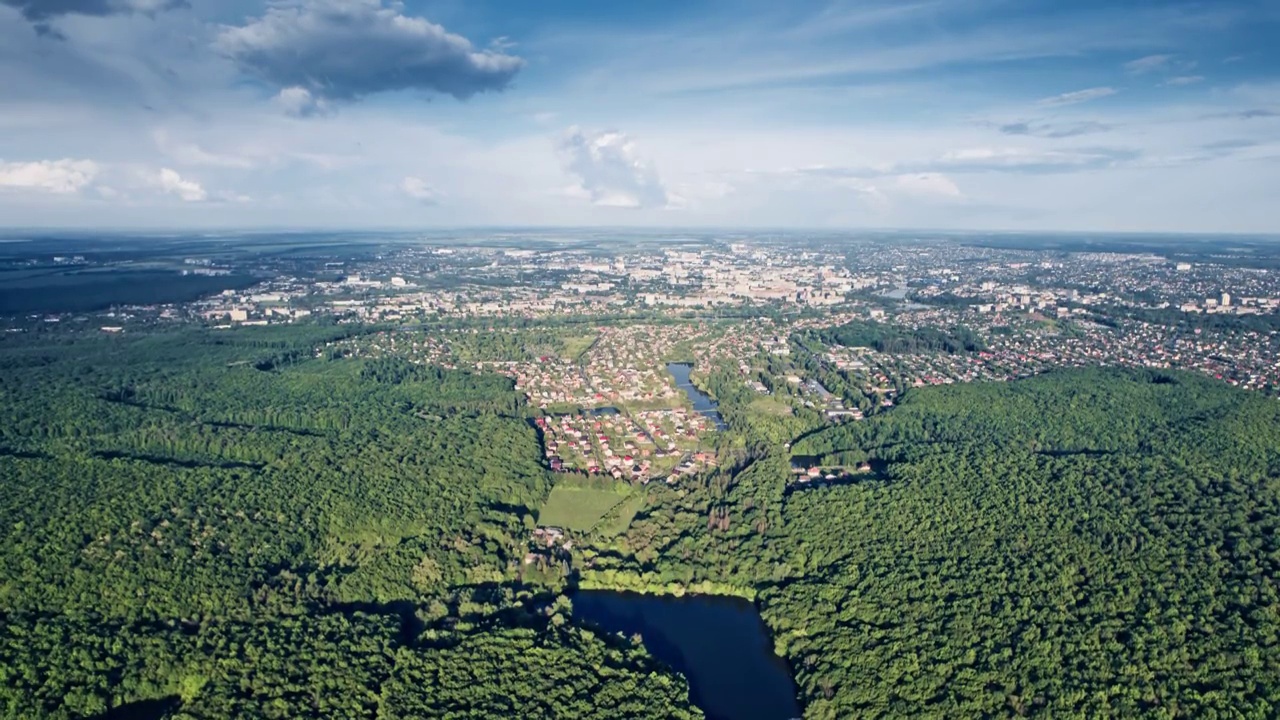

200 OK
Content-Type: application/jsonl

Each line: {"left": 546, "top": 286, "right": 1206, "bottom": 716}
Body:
{"left": 573, "top": 591, "right": 800, "bottom": 720}
{"left": 666, "top": 362, "right": 729, "bottom": 430}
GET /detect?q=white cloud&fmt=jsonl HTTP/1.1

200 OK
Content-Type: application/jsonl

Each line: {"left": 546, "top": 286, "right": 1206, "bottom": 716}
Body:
{"left": 155, "top": 168, "right": 206, "bottom": 202}
{"left": 1163, "top": 75, "right": 1205, "bottom": 87}
{"left": 940, "top": 148, "right": 1008, "bottom": 162}
{"left": 153, "top": 130, "right": 254, "bottom": 169}
{"left": 1036, "top": 87, "right": 1117, "bottom": 107}
{"left": 0, "top": 158, "right": 98, "bottom": 193}
{"left": 400, "top": 176, "right": 440, "bottom": 204}
{"left": 558, "top": 127, "right": 668, "bottom": 209}
{"left": 1124, "top": 54, "right": 1174, "bottom": 74}
{"left": 893, "top": 172, "right": 961, "bottom": 197}
{"left": 936, "top": 146, "right": 1135, "bottom": 172}
{"left": 274, "top": 87, "right": 329, "bottom": 118}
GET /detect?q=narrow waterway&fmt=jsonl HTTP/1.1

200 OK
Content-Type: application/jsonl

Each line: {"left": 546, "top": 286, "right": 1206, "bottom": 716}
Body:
{"left": 573, "top": 591, "right": 800, "bottom": 720}
{"left": 667, "top": 362, "right": 729, "bottom": 430}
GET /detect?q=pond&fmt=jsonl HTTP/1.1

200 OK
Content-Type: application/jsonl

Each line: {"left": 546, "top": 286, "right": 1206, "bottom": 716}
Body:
{"left": 573, "top": 590, "right": 800, "bottom": 720}
{"left": 667, "top": 362, "right": 729, "bottom": 430}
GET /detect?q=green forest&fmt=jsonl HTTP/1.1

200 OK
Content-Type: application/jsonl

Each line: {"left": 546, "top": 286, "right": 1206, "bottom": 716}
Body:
{"left": 3, "top": 321, "right": 1280, "bottom": 719}
{"left": 0, "top": 325, "right": 700, "bottom": 719}
{"left": 807, "top": 319, "right": 985, "bottom": 354}
{"left": 573, "top": 367, "right": 1280, "bottom": 718}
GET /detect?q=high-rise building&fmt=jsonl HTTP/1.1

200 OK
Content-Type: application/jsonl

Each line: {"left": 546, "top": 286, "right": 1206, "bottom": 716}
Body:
{"left": 1221, "top": 292, "right": 1231, "bottom": 307}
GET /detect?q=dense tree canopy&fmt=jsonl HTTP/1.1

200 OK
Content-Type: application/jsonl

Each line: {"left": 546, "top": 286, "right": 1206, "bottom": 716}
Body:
{"left": 4, "top": 320, "right": 1280, "bottom": 719}
{"left": 0, "top": 326, "right": 701, "bottom": 718}
{"left": 578, "top": 368, "right": 1280, "bottom": 717}
{"left": 807, "top": 319, "right": 985, "bottom": 354}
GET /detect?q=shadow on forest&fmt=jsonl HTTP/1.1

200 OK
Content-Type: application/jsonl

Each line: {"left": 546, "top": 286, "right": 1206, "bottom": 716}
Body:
{"left": 327, "top": 599, "right": 425, "bottom": 644}
{"left": 93, "top": 450, "right": 265, "bottom": 471}
{"left": 487, "top": 500, "right": 531, "bottom": 516}
{"left": 1035, "top": 449, "right": 1116, "bottom": 458}
{"left": 203, "top": 420, "right": 323, "bottom": 437}
{"left": 0, "top": 447, "right": 51, "bottom": 460}
{"left": 88, "top": 697, "right": 180, "bottom": 720}
{"left": 97, "top": 394, "right": 182, "bottom": 415}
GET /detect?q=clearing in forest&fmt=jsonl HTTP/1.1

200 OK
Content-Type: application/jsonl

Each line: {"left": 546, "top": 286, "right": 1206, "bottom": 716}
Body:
{"left": 537, "top": 481, "right": 632, "bottom": 531}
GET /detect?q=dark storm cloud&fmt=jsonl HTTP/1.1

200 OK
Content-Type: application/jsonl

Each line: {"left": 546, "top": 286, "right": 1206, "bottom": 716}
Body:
{"left": 214, "top": 0, "right": 524, "bottom": 105}
{"left": 2, "top": 0, "right": 185, "bottom": 35}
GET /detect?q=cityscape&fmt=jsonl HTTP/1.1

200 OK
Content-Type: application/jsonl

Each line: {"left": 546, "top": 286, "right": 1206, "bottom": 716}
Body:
{"left": 12, "top": 232, "right": 1276, "bottom": 401}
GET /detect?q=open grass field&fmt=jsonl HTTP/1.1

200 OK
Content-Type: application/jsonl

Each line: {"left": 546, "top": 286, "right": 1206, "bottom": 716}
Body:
{"left": 595, "top": 492, "right": 647, "bottom": 537}
{"left": 748, "top": 397, "right": 795, "bottom": 416}
{"left": 558, "top": 334, "right": 598, "bottom": 361}
{"left": 537, "top": 483, "right": 631, "bottom": 531}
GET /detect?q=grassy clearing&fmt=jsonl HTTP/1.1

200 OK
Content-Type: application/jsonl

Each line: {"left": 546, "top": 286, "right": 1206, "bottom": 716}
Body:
{"left": 559, "top": 334, "right": 598, "bottom": 361}
{"left": 537, "top": 483, "right": 631, "bottom": 531}
{"left": 749, "top": 397, "right": 795, "bottom": 416}
{"left": 596, "top": 492, "right": 647, "bottom": 538}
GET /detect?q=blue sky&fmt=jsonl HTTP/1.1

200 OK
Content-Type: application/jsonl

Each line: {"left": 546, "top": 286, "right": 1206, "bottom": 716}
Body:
{"left": 1, "top": 0, "right": 1278, "bottom": 231}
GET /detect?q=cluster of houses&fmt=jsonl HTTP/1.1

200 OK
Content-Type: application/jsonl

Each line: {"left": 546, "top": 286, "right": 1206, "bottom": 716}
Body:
{"left": 535, "top": 412, "right": 655, "bottom": 479}
{"left": 323, "top": 331, "right": 457, "bottom": 367}
{"left": 815, "top": 305, "right": 1280, "bottom": 399}
{"left": 581, "top": 326, "right": 705, "bottom": 405}
{"left": 530, "top": 526, "right": 571, "bottom": 550}
{"left": 789, "top": 461, "right": 873, "bottom": 488}
{"left": 507, "top": 357, "right": 601, "bottom": 408}
{"left": 533, "top": 406, "right": 718, "bottom": 482}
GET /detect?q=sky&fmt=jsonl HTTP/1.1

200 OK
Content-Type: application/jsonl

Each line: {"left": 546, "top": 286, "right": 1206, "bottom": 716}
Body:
{"left": 1, "top": 0, "right": 1279, "bottom": 232}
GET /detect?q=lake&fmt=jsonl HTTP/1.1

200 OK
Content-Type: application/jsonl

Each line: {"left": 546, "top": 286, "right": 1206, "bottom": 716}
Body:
{"left": 573, "top": 590, "right": 800, "bottom": 720}
{"left": 667, "top": 362, "right": 729, "bottom": 430}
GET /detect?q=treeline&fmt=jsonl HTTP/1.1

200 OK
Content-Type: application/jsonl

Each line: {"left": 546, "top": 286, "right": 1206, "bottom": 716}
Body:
{"left": 582, "top": 367, "right": 1280, "bottom": 717}
{"left": 0, "top": 326, "right": 703, "bottom": 717}
{"left": 0, "top": 270, "right": 260, "bottom": 315}
{"left": 0, "top": 608, "right": 701, "bottom": 720}
{"left": 1106, "top": 304, "right": 1280, "bottom": 334}
{"left": 773, "top": 369, "right": 1280, "bottom": 717}
{"left": 807, "top": 319, "right": 985, "bottom": 354}
{"left": 11, "top": 319, "right": 1280, "bottom": 718}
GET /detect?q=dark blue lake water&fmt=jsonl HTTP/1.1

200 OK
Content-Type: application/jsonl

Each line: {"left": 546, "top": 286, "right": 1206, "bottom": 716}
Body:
{"left": 573, "top": 590, "right": 800, "bottom": 720}
{"left": 667, "top": 362, "right": 729, "bottom": 430}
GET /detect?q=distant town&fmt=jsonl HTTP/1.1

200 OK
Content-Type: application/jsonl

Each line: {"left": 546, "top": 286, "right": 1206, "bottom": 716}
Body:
{"left": 9, "top": 233, "right": 1275, "bottom": 402}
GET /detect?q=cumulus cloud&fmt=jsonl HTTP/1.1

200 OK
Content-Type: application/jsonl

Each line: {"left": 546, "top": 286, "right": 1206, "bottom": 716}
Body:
{"left": 0, "top": 158, "right": 98, "bottom": 193}
{"left": 155, "top": 167, "right": 205, "bottom": 201}
{"left": 215, "top": 0, "right": 524, "bottom": 108}
{"left": 2, "top": 0, "right": 185, "bottom": 35}
{"left": 558, "top": 127, "right": 668, "bottom": 209}
{"left": 1124, "top": 54, "right": 1174, "bottom": 75}
{"left": 400, "top": 177, "right": 439, "bottom": 205}
{"left": 1036, "top": 87, "right": 1117, "bottom": 107}
{"left": 272, "top": 87, "right": 330, "bottom": 118}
